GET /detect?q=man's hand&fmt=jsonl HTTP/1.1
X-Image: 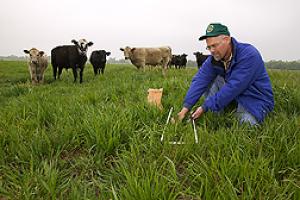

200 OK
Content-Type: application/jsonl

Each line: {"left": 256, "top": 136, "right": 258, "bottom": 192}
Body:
{"left": 191, "top": 106, "right": 204, "bottom": 120}
{"left": 176, "top": 107, "right": 189, "bottom": 122}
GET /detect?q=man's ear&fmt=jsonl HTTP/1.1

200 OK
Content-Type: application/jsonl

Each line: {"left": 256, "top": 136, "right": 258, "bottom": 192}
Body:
{"left": 224, "top": 36, "right": 231, "bottom": 44}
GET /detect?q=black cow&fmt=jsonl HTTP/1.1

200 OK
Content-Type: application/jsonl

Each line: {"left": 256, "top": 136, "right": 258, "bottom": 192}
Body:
{"left": 89, "top": 50, "right": 111, "bottom": 75}
{"left": 193, "top": 52, "right": 209, "bottom": 69}
{"left": 169, "top": 54, "right": 188, "bottom": 69}
{"left": 178, "top": 54, "right": 188, "bottom": 69}
{"left": 51, "top": 39, "right": 93, "bottom": 83}
{"left": 169, "top": 55, "right": 178, "bottom": 68}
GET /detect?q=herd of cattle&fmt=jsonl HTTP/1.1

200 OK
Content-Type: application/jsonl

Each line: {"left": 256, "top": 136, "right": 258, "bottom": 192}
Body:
{"left": 23, "top": 39, "right": 209, "bottom": 84}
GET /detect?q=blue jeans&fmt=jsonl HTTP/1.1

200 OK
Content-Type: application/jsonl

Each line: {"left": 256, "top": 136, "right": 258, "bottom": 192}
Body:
{"left": 205, "top": 75, "right": 258, "bottom": 125}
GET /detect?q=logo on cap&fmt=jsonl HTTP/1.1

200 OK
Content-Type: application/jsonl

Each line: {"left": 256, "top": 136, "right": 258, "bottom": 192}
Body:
{"left": 207, "top": 25, "right": 214, "bottom": 33}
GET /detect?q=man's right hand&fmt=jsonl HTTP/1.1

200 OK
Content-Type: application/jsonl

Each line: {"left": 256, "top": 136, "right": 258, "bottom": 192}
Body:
{"left": 176, "top": 107, "right": 189, "bottom": 122}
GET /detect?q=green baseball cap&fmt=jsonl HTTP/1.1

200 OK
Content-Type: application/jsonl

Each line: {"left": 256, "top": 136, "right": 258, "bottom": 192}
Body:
{"left": 199, "top": 23, "right": 230, "bottom": 40}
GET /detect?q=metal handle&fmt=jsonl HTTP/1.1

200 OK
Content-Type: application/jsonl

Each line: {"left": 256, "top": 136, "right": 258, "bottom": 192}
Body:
{"left": 192, "top": 119, "right": 199, "bottom": 144}
{"left": 161, "top": 107, "right": 174, "bottom": 142}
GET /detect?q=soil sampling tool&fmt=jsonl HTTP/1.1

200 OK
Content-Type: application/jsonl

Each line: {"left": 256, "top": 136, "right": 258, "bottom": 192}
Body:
{"left": 160, "top": 107, "right": 199, "bottom": 144}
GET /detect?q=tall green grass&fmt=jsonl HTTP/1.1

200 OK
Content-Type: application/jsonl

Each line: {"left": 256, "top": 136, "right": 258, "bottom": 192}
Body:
{"left": 0, "top": 61, "right": 299, "bottom": 199}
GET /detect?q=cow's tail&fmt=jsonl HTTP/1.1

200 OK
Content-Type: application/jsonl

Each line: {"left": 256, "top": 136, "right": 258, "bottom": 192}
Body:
{"left": 167, "top": 46, "right": 172, "bottom": 66}
{"left": 50, "top": 49, "right": 56, "bottom": 66}
{"left": 50, "top": 49, "right": 58, "bottom": 80}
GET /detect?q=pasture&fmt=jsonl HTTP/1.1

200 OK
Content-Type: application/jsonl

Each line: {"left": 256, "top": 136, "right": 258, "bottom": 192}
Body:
{"left": 0, "top": 61, "right": 299, "bottom": 199}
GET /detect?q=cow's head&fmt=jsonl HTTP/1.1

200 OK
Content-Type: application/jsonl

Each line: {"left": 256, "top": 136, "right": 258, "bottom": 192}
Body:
{"left": 97, "top": 50, "right": 111, "bottom": 62}
{"left": 172, "top": 54, "right": 179, "bottom": 60}
{"left": 120, "top": 46, "right": 135, "bottom": 60}
{"left": 181, "top": 54, "right": 188, "bottom": 58}
{"left": 24, "top": 48, "right": 44, "bottom": 64}
{"left": 72, "top": 39, "right": 93, "bottom": 55}
{"left": 194, "top": 51, "right": 205, "bottom": 57}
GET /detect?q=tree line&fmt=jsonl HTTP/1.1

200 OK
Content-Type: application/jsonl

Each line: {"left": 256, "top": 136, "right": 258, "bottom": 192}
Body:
{"left": 1, "top": 55, "right": 299, "bottom": 70}
{"left": 265, "top": 60, "right": 300, "bottom": 70}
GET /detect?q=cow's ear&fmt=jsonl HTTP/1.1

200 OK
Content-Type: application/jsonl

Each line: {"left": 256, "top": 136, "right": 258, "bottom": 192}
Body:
{"left": 182, "top": 54, "right": 187, "bottom": 57}
{"left": 71, "top": 39, "right": 78, "bottom": 45}
{"left": 131, "top": 48, "right": 136, "bottom": 52}
{"left": 120, "top": 48, "right": 124, "bottom": 51}
{"left": 106, "top": 52, "right": 111, "bottom": 56}
{"left": 24, "top": 50, "right": 30, "bottom": 54}
{"left": 87, "top": 42, "right": 93, "bottom": 46}
{"left": 39, "top": 51, "right": 44, "bottom": 56}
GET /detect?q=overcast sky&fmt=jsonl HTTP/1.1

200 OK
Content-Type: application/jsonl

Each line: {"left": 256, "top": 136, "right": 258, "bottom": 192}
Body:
{"left": 0, "top": 0, "right": 299, "bottom": 61}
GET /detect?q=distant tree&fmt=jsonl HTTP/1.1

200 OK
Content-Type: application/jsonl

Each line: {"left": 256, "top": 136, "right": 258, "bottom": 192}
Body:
{"left": 107, "top": 57, "right": 132, "bottom": 64}
{"left": 187, "top": 60, "right": 197, "bottom": 67}
{"left": 265, "top": 60, "right": 300, "bottom": 70}
{"left": 0, "top": 55, "right": 26, "bottom": 61}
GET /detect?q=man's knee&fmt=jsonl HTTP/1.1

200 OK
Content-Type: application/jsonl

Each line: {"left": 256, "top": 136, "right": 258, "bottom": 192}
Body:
{"left": 236, "top": 104, "right": 258, "bottom": 126}
{"left": 204, "top": 75, "right": 225, "bottom": 98}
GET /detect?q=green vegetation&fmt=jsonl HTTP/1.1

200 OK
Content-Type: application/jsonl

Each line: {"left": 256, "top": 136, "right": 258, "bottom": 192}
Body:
{"left": 0, "top": 61, "right": 299, "bottom": 199}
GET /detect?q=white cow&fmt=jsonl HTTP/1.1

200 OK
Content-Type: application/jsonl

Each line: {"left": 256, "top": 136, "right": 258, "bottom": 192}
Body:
{"left": 24, "top": 48, "right": 48, "bottom": 85}
{"left": 120, "top": 46, "right": 172, "bottom": 75}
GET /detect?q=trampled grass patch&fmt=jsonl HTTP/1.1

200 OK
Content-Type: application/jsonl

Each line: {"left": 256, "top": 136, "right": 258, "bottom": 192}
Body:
{"left": 0, "top": 61, "right": 299, "bottom": 199}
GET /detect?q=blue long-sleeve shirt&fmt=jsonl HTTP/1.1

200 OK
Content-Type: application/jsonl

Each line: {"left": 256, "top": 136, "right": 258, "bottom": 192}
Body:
{"left": 183, "top": 37, "right": 274, "bottom": 123}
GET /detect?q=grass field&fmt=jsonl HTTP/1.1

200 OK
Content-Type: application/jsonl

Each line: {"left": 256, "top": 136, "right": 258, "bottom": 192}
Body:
{"left": 0, "top": 61, "right": 299, "bottom": 199}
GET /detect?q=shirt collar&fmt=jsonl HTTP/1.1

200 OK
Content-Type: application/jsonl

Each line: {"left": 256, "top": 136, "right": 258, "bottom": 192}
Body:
{"left": 221, "top": 52, "right": 232, "bottom": 70}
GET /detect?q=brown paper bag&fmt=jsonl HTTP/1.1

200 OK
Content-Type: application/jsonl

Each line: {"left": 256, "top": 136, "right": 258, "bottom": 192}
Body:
{"left": 147, "top": 88, "right": 163, "bottom": 109}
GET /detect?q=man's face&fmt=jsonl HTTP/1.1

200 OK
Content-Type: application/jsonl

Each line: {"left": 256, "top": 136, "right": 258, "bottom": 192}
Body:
{"left": 205, "top": 35, "right": 230, "bottom": 61}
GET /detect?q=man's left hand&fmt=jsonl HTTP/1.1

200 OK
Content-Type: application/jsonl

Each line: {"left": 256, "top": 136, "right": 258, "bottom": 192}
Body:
{"left": 191, "top": 106, "right": 204, "bottom": 120}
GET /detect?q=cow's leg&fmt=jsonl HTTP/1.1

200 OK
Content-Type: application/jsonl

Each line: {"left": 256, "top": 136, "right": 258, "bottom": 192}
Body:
{"left": 93, "top": 66, "right": 97, "bottom": 75}
{"left": 31, "top": 74, "right": 35, "bottom": 84}
{"left": 30, "top": 66, "right": 38, "bottom": 84}
{"left": 36, "top": 66, "right": 42, "bottom": 83}
{"left": 36, "top": 73, "right": 41, "bottom": 83}
{"left": 31, "top": 73, "right": 37, "bottom": 85}
{"left": 101, "top": 67, "right": 105, "bottom": 74}
{"left": 40, "top": 73, "right": 44, "bottom": 84}
{"left": 53, "top": 65, "right": 57, "bottom": 80}
{"left": 40, "top": 68, "right": 46, "bottom": 83}
{"left": 80, "top": 69, "right": 83, "bottom": 83}
{"left": 162, "top": 63, "right": 167, "bottom": 76}
{"left": 79, "top": 67, "right": 84, "bottom": 83}
{"left": 39, "top": 69, "right": 43, "bottom": 83}
{"left": 58, "top": 67, "right": 63, "bottom": 80}
{"left": 32, "top": 78, "right": 37, "bottom": 85}
{"left": 72, "top": 67, "right": 78, "bottom": 82}
{"left": 40, "top": 66, "right": 46, "bottom": 83}
{"left": 163, "top": 67, "right": 167, "bottom": 76}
